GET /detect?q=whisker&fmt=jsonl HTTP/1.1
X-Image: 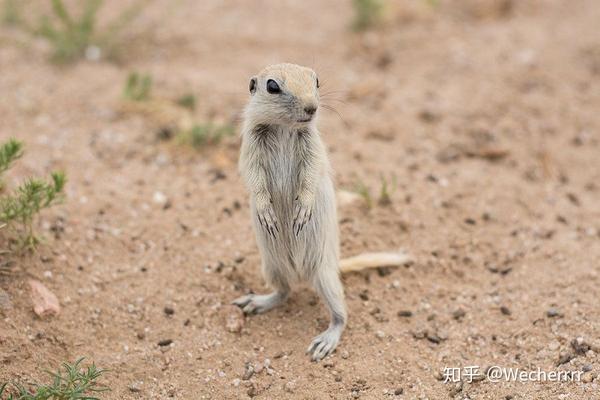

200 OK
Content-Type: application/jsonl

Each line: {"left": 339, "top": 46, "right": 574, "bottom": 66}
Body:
{"left": 320, "top": 97, "right": 348, "bottom": 105}
{"left": 321, "top": 104, "right": 349, "bottom": 128}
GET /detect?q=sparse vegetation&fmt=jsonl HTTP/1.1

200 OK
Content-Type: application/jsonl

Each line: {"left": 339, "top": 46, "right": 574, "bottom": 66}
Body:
{"left": 176, "top": 93, "right": 196, "bottom": 111}
{"left": 353, "top": 174, "right": 396, "bottom": 208}
{"left": 0, "top": 358, "right": 108, "bottom": 400}
{"left": 1, "top": 0, "right": 20, "bottom": 26}
{"left": 0, "top": 138, "right": 23, "bottom": 178}
{"left": 377, "top": 174, "right": 396, "bottom": 206}
{"left": 354, "top": 181, "right": 373, "bottom": 209}
{"left": 33, "top": 0, "right": 147, "bottom": 62}
{"left": 123, "top": 71, "right": 152, "bottom": 101}
{"left": 0, "top": 139, "right": 66, "bottom": 249}
{"left": 179, "top": 122, "right": 235, "bottom": 148}
{"left": 351, "top": 0, "right": 384, "bottom": 31}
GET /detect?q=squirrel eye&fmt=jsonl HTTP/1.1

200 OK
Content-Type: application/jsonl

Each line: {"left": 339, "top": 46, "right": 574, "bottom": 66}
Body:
{"left": 266, "top": 79, "right": 281, "bottom": 94}
{"left": 316, "top": 78, "right": 320, "bottom": 89}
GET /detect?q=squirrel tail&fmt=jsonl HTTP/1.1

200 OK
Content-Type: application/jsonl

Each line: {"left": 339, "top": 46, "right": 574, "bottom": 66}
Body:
{"left": 339, "top": 251, "right": 413, "bottom": 274}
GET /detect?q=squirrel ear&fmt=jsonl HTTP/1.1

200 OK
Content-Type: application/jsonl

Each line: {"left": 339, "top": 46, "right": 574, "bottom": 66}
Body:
{"left": 249, "top": 77, "right": 257, "bottom": 94}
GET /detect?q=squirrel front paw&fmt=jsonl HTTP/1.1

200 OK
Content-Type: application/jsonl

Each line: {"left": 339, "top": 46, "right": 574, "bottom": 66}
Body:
{"left": 293, "top": 198, "right": 313, "bottom": 236}
{"left": 256, "top": 202, "right": 278, "bottom": 238}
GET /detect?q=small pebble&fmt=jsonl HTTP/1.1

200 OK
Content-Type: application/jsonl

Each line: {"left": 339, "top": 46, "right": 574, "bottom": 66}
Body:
{"left": 500, "top": 306, "right": 511, "bottom": 315}
{"left": 158, "top": 339, "right": 173, "bottom": 347}
{"left": 394, "top": 387, "right": 403, "bottom": 395}
{"left": 164, "top": 306, "right": 175, "bottom": 316}
{"left": 582, "top": 373, "right": 594, "bottom": 383}
{"left": 242, "top": 365, "right": 254, "bottom": 380}
{"left": 284, "top": 380, "right": 296, "bottom": 393}
{"left": 223, "top": 305, "right": 245, "bottom": 333}
{"left": 546, "top": 308, "right": 561, "bottom": 318}
{"left": 397, "top": 310, "right": 413, "bottom": 318}
{"left": 247, "top": 384, "right": 258, "bottom": 397}
{"left": 128, "top": 381, "right": 143, "bottom": 393}
{"left": 153, "top": 191, "right": 168, "bottom": 205}
{"left": 452, "top": 309, "right": 466, "bottom": 320}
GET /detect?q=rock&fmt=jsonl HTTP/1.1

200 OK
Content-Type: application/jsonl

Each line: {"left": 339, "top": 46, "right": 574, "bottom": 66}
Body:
{"left": 164, "top": 306, "right": 175, "bottom": 316}
{"left": 341, "top": 350, "right": 350, "bottom": 359}
{"left": 582, "top": 373, "right": 594, "bottom": 383}
{"left": 546, "top": 308, "right": 561, "bottom": 318}
{"left": 242, "top": 364, "right": 254, "bottom": 380}
{"left": 452, "top": 309, "right": 466, "bottom": 320}
{"left": 223, "top": 305, "right": 245, "bottom": 333}
{"left": 398, "top": 310, "right": 413, "bottom": 318}
{"left": 247, "top": 383, "right": 258, "bottom": 397}
{"left": 0, "top": 288, "right": 12, "bottom": 314}
{"left": 500, "top": 306, "right": 511, "bottom": 315}
{"left": 128, "top": 381, "right": 143, "bottom": 393}
{"left": 571, "top": 338, "right": 591, "bottom": 355}
{"left": 28, "top": 279, "right": 60, "bottom": 318}
{"left": 411, "top": 329, "right": 427, "bottom": 340}
{"left": 426, "top": 331, "right": 443, "bottom": 344}
{"left": 284, "top": 380, "right": 296, "bottom": 393}
{"left": 157, "top": 339, "right": 173, "bottom": 347}
{"left": 556, "top": 352, "right": 574, "bottom": 366}
{"left": 375, "top": 330, "right": 386, "bottom": 339}
{"left": 152, "top": 191, "right": 169, "bottom": 208}
{"left": 394, "top": 387, "right": 403, "bottom": 395}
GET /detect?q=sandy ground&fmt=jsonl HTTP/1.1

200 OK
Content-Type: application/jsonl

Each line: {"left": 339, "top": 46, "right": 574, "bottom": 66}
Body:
{"left": 1, "top": 0, "right": 600, "bottom": 399}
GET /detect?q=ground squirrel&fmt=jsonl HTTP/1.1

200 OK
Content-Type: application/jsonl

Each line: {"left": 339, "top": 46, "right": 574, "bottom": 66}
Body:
{"left": 234, "top": 63, "right": 411, "bottom": 361}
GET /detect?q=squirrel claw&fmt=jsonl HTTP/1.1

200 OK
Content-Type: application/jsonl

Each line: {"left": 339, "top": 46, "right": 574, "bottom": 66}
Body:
{"left": 293, "top": 202, "right": 312, "bottom": 236}
{"left": 257, "top": 205, "right": 278, "bottom": 238}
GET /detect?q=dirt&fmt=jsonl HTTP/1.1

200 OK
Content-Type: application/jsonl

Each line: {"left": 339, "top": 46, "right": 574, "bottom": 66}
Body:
{"left": 1, "top": 0, "right": 600, "bottom": 399}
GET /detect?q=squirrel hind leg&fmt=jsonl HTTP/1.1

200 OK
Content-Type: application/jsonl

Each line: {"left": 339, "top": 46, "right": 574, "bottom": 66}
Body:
{"left": 233, "top": 259, "right": 291, "bottom": 315}
{"left": 307, "top": 265, "right": 347, "bottom": 361}
{"left": 232, "top": 291, "right": 288, "bottom": 315}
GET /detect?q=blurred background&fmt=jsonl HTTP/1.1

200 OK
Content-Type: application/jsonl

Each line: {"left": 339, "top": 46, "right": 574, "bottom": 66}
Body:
{"left": 1, "top": 0, "right": 599, "bottom": 399}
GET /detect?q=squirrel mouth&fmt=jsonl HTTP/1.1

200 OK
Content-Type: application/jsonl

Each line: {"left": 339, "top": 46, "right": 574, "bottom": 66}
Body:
{"left": 297, "top": 117, "right": 313, "bottom": 123}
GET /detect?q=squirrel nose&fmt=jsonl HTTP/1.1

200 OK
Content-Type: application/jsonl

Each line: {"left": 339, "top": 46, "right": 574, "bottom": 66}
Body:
{"left": 304, "top": 105, "right": 317, "bottom": 115}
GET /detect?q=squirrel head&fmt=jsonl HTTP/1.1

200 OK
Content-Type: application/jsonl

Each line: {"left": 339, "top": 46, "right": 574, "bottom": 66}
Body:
{"left": 245, "top": 63, "right": 319, "bottom": 127}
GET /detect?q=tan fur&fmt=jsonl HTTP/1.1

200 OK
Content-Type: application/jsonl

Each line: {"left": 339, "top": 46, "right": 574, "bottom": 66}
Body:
{"left": 235, "top": 63, "right": 410, "bottom": 361}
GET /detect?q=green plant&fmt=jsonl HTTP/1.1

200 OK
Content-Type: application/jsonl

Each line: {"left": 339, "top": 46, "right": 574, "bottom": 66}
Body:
{"left": 351, "top": 0, "right": 384, "bottom": 31}
{"left": 123, "top": 72, "right": 152, "bottom": 101}
{"left": 176, "top": 93, "right": 196, "bottom": 111}
{"left": 353, "top": 174, "right": 396, "bottom": 209}
{"left": 180, "top": 122, "right": 235, "bottom": 148}
{"left": 0, "top": 139, "right": 66, "bottom": 249}
{"left": 2, "top": 0, "right": 21, "bottom": 26}
{"left": 0, "top": 358, "right": 108, "bottom": 400}
{"left": 377, "top": 174, "right": 396, "bottom": 206}
{"left": 354, "top": 181, "right": 373, "bottom": 209}
{"left": 36, "top": 0, "right": 147, "bottom": 63}
{"left": 0, "top": 138, "right": 23, "bottom": 177}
